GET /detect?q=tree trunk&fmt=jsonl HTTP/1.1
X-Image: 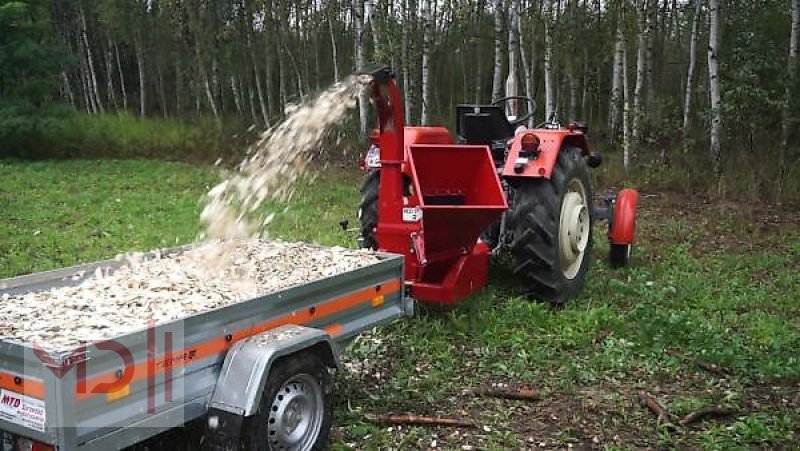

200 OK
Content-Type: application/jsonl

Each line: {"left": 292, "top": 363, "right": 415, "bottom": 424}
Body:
{"left": 402, "top": 0, "right": 412, "bottom": 122}
{"left": 506, "top": 0, "right": 520, "bottom": 118}
{"left": 623, "top": 34, "right": 631, "bottom": 171}
{"left": 328, "top": 17, "right": 340, "bottom": 83}
{"left": 492, "top": 0, "right": 505, "bottom": 103}
{"left": 134, "top": 34, "right": 146, "bottom": 117}
{"left": 176, "top": 59, "right": 183, "bottom": 116}
{"left": 104, "top": 36, "right": 117, "bottom": 110}
{"left": 632, "top": 1, "right": 648, "bottom": 144}
{"left": 782, "top": 0, "right": 799, "bottom": 152}
{"left": 420, "top": 0, "right": 432, "bottom": 124}
{"left": 61, "top": 72, "right": 76, "bottom": 108}
{"left": 230, "top": 75, "right": 244, "bottom": 116}
{"left": 544, "top": 0, "right": 556, "bottom": 121}
{"left": 355, "top": 0, "right": 369, "bottom": 134}
{"left": 157, "top": 63, "right": 168, "bottom": 118}
{"left": 202, "top": 66, "right": 219, "bottom": 117}
{"left": 78, "top": 0, "right": 104, "bottom": 114}
{"left": 708, "top": 0, "right": 722, "bottom": 175}
{"left": 113, "top": 38, "right": 128, "bottom": 111}
{"left": 609, "top": 17, "right": 624, "bottom": 144}
{"left": 518, "top": 4, "right": 535, "bottom": 125}
{"left": 681, "top": 0, "right": 702, "bottom": 159}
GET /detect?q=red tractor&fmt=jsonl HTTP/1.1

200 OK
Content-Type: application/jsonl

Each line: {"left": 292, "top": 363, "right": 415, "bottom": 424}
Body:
{"left": 357, "top": 67, "right": 638, "bottom": 307}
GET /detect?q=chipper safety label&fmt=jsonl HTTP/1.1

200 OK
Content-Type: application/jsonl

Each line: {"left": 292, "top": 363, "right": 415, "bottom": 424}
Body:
{"left": 0, "top": 389, "right": 46, "bottom": 432}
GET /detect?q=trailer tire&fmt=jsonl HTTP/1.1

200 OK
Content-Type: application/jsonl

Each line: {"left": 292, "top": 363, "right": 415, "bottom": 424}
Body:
{"left": 242, "top": 352, "right": 332, "bottom": 451}
{"left": 510, "top": 147, "right": 593, "bottom": 305}
{"left": 357, "top": 171, "right": 381, "bottom": 249}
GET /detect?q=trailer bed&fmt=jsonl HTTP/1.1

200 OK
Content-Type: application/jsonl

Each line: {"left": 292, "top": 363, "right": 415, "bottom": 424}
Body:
{"left": 0, "top": 241, "right": 407, "bottom": 450}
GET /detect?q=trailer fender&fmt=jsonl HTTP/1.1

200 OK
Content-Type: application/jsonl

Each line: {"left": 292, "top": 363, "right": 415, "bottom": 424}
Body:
{"left": 208, "top": 324, "right": 338, "bottom": 417}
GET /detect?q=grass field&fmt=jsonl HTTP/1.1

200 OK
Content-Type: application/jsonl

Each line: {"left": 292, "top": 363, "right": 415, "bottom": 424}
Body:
{"left": 1, "top": 159, "right": 798, "bottom": 449}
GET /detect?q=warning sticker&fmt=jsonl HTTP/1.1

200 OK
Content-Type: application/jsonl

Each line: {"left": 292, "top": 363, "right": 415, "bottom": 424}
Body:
{"left": 0, "top": 389, "right": 46, "bottom": 432}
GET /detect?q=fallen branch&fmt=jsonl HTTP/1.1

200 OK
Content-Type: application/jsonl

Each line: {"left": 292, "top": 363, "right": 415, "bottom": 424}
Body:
{"left": 637, "top": 392, "right": 675, "bottom": 428}
{"left": 679, "top": 406, "right": 735, "bottom": 426}
{"left": 472, "top": 387, "right": 541, "bottom": 402}
{"left": 365, "top": 414, "right": 477, "bottom": 429}
{"left": 663, "top": 349, "right": 732, "bottom": 377}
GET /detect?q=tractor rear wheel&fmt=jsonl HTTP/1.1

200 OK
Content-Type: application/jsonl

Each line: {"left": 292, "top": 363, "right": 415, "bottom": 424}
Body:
{"left": 357, "top": 171, "right": 380, "bottom": 249}
{"left": 510, "top": 147, "right": 593, "bottom": 304}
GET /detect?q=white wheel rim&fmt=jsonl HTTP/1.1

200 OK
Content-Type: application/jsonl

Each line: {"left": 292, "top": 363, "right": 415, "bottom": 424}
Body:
{"left": 559, "top": 178, "right": 590, "bottom": 280}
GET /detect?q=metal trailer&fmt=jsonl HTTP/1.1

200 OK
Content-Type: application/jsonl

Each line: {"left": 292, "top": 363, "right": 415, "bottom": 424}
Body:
{"left": 0, "top": 250, "right": 409, "bottom": 450}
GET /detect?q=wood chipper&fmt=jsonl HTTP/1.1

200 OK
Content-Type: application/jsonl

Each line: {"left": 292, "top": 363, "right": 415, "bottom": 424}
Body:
{"left": 357, "top": 67, "right": 639, "bottom": 307}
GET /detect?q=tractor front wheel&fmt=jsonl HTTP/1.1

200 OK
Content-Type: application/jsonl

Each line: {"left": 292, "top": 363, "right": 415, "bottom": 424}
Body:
{"left": 511, "top": 147, "right": 593, "bottom": 304}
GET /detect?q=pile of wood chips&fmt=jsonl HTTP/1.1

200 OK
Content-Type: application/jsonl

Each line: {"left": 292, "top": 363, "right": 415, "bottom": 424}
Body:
{"left": 0, "top": 240, "right": 380, "bottom": 350}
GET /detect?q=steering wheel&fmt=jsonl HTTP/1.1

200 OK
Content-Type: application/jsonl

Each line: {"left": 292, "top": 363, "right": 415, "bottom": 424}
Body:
{"left": 492, "top": 96, "right": 537, "bottom": 127}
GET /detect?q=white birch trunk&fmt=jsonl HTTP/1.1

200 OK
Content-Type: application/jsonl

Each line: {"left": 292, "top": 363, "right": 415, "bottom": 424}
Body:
{"left": 420, "top": 0, "right": 433, "bottom": 124}
{"left": 623, "top": 36, "right": 631, "bottom": 171}
{"left": 134, "top": 35, "right": 146, "bottom": 117}
{"left": 492, "top": 0, "right": 505, "bottom": 103}
{"left": 632, "top": 1, "right": 648, "bottom": 143}
{"left": 609, "top": 18, "right": 624, "bottom": 142}
{"left": 544, "top": 0, "right": 556, "bottom": 121}
{"left": 506, "top": 0, "right": 520, "bottom": 118}
{"left": 328, "top": 17, "right": 340, "bottom": 83}
{"left": 113, "top": 39, "right": 128, "bottom": 111}
{"left": 104, "top": 37, "right": 117, "bottom": 110}
{"left": 682, "top": 0, "right": 702, "bottom": 155}
{"left": 202, "top": 67, "right": 218, "bottom": 118}
{"left": 78, "top": 0, "right": 104, "bottom": 114}
{"left": 708, "top": 0, "right": 722, "bottom": 175}
{"left": 402, "top": 0, "right": 411, "bottom": 122}
{"left": 782, "top": 0, "right": 799, "bottom": 151}
{"left": 230, "top": 76, "right": 243, "bottom": 116}
{"left": 355, "top": 0, "right": 369, "bottom": 134}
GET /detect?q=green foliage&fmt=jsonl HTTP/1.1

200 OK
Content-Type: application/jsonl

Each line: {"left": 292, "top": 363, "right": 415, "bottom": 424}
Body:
{"left": 0, "top": 111, "right": 251, "bottom": 162}
{"left": 0, "top": 0, "right": 64, "bottom": 103}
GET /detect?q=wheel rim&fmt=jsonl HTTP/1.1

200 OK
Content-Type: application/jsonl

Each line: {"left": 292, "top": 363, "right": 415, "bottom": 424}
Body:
{"left": 558, "top": 178, "right": 590, "bottom": 280}
{"left": 267, "top": 373, "right": 324, "bottom": 450}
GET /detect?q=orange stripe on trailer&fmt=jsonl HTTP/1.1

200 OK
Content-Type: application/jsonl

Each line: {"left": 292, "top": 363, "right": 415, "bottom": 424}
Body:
{"left": 0, "top": 371, "right": 46, "bottom": 400}
{"left": 76, "top": 279, "right": 401, "bottom": 401}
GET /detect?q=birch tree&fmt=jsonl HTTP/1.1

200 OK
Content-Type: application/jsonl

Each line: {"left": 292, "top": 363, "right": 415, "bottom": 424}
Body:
{"left": 632, "top": 0, "right": 649, "bottom": 143}
{"left": 782, "top": 0, "right": 799, "bottom": 153}
{"left": 543, "top": 0, "right": 556, "bottom": 121}
{"left": 681, "top": 0, "right": 702, "bottom": 158}
{"left": 505, "top": 0, "right": 520, "bottom": 118}
{"left": 420, "top": 0, "right": 432, "bottom": 124}
{"left": 492, "top": 0, "right": 505, "bottom": 103}
{"left": 609, "top": 14, "right": 625, "bottom": 143}
{"left": 708, "top": 0, "right": 722, "bottom": 175}
{"left": 354, "top": 0, "right": 368, "bottom": 134}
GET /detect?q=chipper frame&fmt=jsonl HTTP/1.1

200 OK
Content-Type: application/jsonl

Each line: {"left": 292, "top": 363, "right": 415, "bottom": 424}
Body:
{"left": 367, "top": 68, "right": 508, "bottom": 305}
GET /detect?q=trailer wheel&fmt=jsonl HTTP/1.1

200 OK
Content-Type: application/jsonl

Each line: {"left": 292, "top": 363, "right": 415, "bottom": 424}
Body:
{"left": 510, "top": 147, "right": 593, "bottom": 304}
{"left": 242, "top": 352, "right": 332, "bottom": 451}
{"left": 357, "top": 171, "right": 380, "bottom": 249}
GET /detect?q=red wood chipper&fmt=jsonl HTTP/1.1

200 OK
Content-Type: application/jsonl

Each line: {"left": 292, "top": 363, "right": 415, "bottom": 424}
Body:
{"left": 357, "top": 67, "right": 639, "bottom": 307}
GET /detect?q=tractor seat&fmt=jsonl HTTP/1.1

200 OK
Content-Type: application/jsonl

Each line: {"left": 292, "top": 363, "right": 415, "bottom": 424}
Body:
{"left": 456, "top": 104, "right": 515, "bottom": 145}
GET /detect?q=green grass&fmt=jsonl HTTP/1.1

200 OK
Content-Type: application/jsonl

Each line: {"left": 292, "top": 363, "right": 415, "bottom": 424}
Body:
{"left": 1, "top": 159, "right": 798, "bottom": 449}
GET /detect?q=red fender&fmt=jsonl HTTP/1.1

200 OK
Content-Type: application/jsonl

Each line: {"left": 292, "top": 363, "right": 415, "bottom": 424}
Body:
{"left": 608, "top": 188, "right": 639, "bottom": 245}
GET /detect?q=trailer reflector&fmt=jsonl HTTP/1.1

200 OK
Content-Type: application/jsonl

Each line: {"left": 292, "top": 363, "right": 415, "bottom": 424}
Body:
{"left": 106, "top": 384, "right": 131, "bottom": 402}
